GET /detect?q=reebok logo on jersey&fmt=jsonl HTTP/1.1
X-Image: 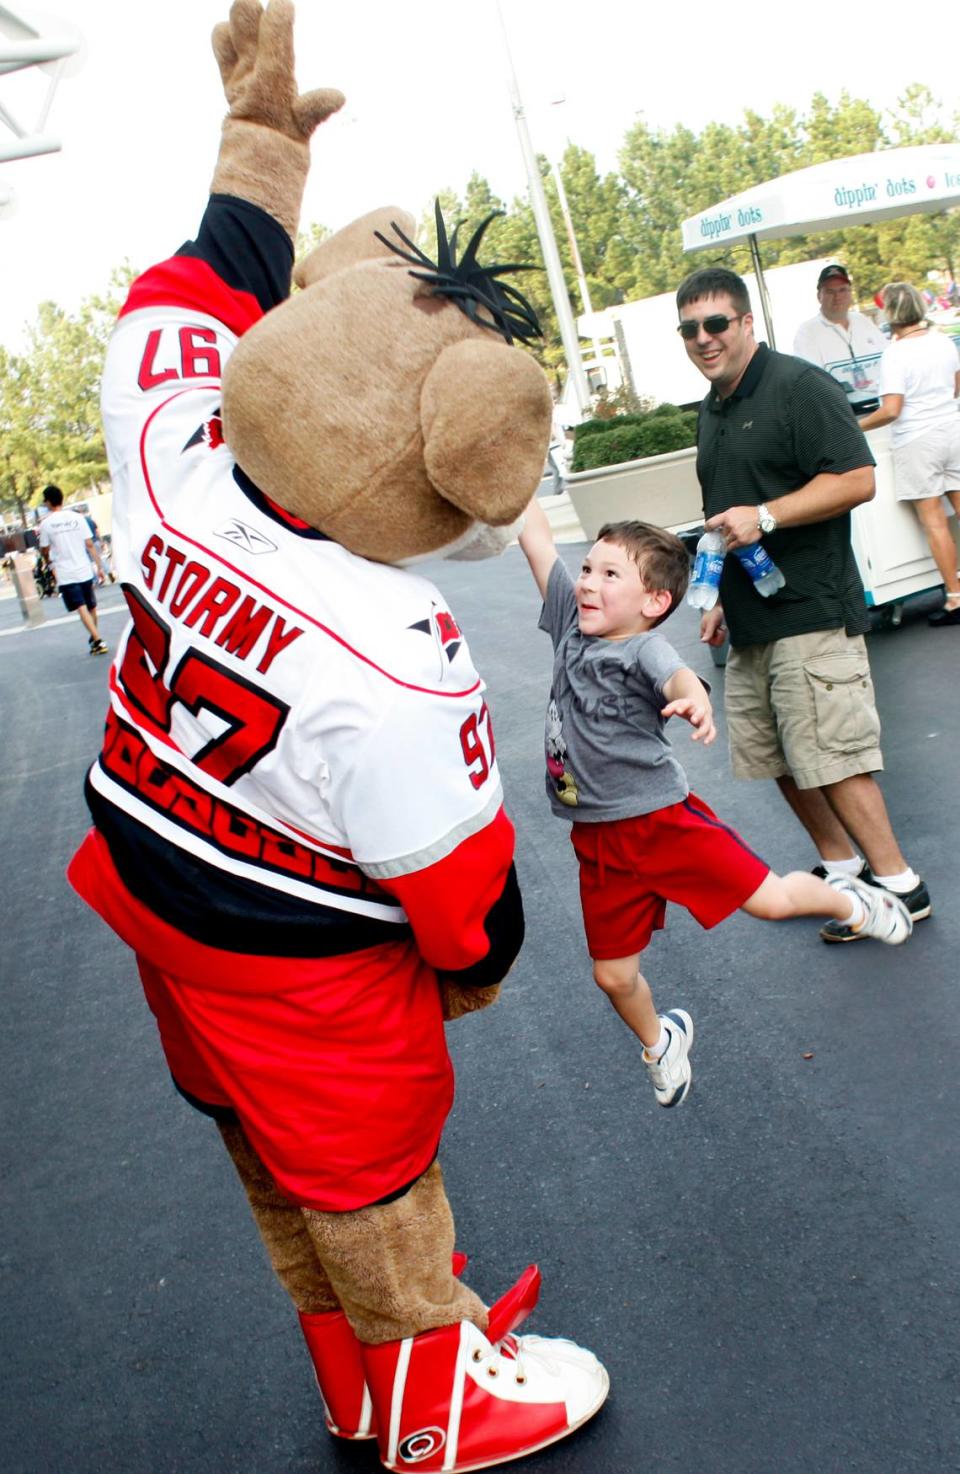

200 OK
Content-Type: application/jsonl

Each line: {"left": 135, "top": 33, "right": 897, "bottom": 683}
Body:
{"left": 214, "top": 519, "right": 278, "bottom": 556}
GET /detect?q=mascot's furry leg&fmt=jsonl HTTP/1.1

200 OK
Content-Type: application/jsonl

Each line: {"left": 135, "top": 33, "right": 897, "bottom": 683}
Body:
{"left": 219, "top": 1121, "right": 482, "bottom": 1444}
{"left": 222, "top": 1116, "right": 607, "bottom": 1473}
{"left": 302, "top": 1167, "right": 607, "bottom": 1474}
{"left": 217, "top": 1118, "right": 377, "bottom": 1439}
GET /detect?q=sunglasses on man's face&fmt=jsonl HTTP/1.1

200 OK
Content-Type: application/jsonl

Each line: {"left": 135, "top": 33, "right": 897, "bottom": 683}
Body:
{"left": 676, "top": 313, "right": 743, "bottom": 340}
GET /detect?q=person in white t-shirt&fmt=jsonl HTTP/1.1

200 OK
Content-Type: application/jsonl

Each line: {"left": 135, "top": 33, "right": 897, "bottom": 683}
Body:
{"left": 38, "top": 485, "right": 109, "bottom": 653}
{"left": 858, "top": 281, "right": 960, "bottom": 627}
{"left": 793, "top": 264, "right": 888, "bottom": 410}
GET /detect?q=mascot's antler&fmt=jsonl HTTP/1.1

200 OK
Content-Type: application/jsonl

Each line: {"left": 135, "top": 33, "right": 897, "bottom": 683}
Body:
{"left": 210, "top": 0, "right": 343, "bottom": 238}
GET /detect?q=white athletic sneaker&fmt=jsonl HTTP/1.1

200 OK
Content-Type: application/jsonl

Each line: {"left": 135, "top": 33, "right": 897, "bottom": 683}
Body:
{"left": 826, "top": 874, "right": 913, "bottom": 946}
{"left": 643, "top": 1009, "right": 694, "bottom": 1107}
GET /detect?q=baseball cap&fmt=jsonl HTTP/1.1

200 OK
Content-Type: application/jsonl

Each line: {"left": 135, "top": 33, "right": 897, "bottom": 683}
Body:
{"left": 817, "top": 264, "right": 851, "bottom": 287}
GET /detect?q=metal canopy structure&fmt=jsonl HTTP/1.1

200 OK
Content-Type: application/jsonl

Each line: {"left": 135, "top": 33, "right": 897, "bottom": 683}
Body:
{"left": 0, "top": 2, "right": 82, "bottom": 216}
{"left": 680, "top": 144, "right": 960, "bottom": 345}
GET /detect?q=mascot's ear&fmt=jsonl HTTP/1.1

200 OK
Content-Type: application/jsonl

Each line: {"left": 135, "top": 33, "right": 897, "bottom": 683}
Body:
{"left": 295, "top": 206, "right": 416, "bottom": 288}
{"left": 420, "top": 339, "right": 553, "bottom": 526}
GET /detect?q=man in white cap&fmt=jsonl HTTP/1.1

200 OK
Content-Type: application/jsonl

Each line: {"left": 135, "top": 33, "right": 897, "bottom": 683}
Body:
{"left": 793, "top": 264, "right": 887, "bottom": 411}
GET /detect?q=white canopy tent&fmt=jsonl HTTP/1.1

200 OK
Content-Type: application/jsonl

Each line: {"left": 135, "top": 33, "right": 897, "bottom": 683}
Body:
{"left": 681, "top": 144, "right": 960, "bottom": 345}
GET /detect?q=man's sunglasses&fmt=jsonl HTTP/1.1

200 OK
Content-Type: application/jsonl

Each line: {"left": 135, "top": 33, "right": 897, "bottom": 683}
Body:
{"left": 676, "top": 313, "right": 743, "bottom": 340}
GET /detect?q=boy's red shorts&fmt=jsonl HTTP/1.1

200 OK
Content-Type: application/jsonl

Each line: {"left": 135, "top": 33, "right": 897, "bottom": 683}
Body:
{"left": 570, "top": 792, "right": 769, "bottom": 960}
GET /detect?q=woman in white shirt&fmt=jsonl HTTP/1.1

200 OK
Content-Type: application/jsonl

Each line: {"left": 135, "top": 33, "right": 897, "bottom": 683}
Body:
{"left": 859, "top": 281, "right": 960, "bottom": 627}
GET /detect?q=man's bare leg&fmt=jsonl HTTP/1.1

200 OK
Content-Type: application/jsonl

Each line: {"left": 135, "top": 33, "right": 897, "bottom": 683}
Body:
{"left": 819, "top": 772, "right": 909, "bottom": 878}
{"left": 76, "top": 604, "right": 102, "bottom": 644}
{"left": 775, "top": 775, "right": 858, "bottom": 862}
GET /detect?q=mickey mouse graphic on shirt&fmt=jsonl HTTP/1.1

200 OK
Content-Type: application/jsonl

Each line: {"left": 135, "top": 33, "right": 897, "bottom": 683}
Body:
{"left": 545, "top": 698, "right": 580, "bottom": 807}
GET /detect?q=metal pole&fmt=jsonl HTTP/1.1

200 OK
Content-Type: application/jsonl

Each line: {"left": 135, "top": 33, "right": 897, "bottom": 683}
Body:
{"left": 494, "top": 3, "right": 591, "bottom": 418}
{"left": 550, "top": 159, "right": 606, "bottom": 378}
{"left": 748, "top": 233, "right": 776, "bottom": 348}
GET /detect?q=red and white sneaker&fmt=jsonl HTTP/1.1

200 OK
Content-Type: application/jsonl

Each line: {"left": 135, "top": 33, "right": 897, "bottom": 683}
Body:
{"left": 360, "top": 1266, "right": 609, "bottom": 1472}
{"left": 299, "top": 1305, "right": 375, "bottom": 1439}
{"left": 298, "top": 1250, "right": 470, "bottom": 1441}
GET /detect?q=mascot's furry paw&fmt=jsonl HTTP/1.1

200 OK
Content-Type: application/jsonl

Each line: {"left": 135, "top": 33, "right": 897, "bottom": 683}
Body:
{"left": 209, "top": 0, "right": 344, "bottom": 238}
{"left": 212, "top": 0, "right": 343, "bottom": 141}
{"left": 441, "top": 981, "right": 501, "bottom": 1021}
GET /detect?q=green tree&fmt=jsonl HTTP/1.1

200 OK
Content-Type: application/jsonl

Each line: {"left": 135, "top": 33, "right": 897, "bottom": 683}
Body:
{"left": 0, "top": 267, "right": 132, "bottom": 515}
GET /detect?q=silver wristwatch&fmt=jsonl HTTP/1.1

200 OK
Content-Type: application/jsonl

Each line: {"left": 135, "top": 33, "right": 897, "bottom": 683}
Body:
{"left": 757, "top": 503, "right": 777, "bottom": 535}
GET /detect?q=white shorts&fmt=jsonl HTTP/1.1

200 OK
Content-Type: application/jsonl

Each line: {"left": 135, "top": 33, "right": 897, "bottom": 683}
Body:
{"left": 893, "top": 417, "right": 960, "bottom": 500}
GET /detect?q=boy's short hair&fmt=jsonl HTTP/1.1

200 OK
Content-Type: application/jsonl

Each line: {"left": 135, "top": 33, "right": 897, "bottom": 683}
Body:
{"left": 42, "top": 484, "right": 64, "bottom": 507}
{"left": 596, "top": 520, "right": 689, "bottom": 627}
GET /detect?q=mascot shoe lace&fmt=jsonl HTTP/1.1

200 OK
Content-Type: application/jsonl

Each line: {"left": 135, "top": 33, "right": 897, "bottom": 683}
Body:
{"left": 359, "top": 1267, "right": 609, "bottom": 1472}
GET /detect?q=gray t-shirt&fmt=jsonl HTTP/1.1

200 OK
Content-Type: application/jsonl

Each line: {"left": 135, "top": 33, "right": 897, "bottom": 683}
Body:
{"left": 538, "top": 559, "right": 689, "bottom": 822}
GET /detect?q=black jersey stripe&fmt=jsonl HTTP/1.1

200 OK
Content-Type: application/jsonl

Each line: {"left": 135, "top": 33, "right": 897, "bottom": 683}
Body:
{"left": 86, "top": 776, "right": 410, "bottom": 958}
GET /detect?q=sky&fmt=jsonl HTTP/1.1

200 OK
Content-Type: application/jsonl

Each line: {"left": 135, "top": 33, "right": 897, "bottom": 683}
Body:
{"left": 0, "top": 0, "right": 956, "bottom": 353}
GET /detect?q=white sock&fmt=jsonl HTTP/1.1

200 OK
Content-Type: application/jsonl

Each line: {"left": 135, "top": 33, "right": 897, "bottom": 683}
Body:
{"left": 872, "top": 868, "right": 919, "bottom": 893}
{"left": 843, "top": 892, "right": 866, "bottom": 929}
{"left": 823, "top": 855, "right": 863, "bottom": 877}
{"left": 644, "top": 1021, "right": 669, "bottom": 1059}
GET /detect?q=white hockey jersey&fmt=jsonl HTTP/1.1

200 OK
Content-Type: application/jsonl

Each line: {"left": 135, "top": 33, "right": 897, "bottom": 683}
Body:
{"left": 82, "top": 200, "right": 515, "bottom": 967}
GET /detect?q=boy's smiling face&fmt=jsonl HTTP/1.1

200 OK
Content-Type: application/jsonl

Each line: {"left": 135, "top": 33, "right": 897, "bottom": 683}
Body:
{"left": 574, "top": 538, "right": 670, "bottom": 640}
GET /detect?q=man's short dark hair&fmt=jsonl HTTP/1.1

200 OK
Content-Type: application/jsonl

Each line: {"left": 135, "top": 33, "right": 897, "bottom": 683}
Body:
{"left": 597, "top": 520, "right": 690, "bottom": 627}
{"left": 676, "top": 267, "right": 751, "bottom": 316}
{"left": 42, "top": 485, "right": 64, "bottom": 507}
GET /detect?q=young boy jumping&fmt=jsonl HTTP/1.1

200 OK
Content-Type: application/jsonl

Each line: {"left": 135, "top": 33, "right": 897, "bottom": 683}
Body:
{"left": 518, "top": 499, "right": 912, "bottom": 1107}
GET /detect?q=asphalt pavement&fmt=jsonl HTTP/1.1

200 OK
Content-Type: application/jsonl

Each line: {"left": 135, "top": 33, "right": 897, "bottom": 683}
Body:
{"left": 2, "top": 556, "right": 958, "bottom": 1474}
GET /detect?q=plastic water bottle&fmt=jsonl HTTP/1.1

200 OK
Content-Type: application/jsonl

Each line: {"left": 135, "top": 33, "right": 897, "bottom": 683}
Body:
{"left": 734, "top": 542, "right": 785, "bottom": 598}
{"left": 687, "top": 530, "right": 725, "bottom": 610}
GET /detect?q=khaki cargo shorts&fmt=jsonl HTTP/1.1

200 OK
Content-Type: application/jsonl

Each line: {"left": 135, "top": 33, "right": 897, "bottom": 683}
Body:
{"left": 725, "top": 628, "right": 883, "bottom": 790}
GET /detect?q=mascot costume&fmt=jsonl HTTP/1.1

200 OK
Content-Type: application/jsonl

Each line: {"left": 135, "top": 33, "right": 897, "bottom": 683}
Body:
{"left": 67, "top": 2, "right": 608, "bottom": 1469}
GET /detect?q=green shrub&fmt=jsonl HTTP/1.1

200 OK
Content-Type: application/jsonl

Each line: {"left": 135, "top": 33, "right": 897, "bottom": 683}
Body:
{"left": 574, "top": 412, "right": 650, "bottom": 439}
{"left": 571, "top": 408, "right": 697, "bottom": 470}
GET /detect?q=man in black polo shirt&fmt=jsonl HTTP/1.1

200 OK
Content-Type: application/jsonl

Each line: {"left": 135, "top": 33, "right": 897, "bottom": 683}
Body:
{"left": 675, "top": 266, "right": 929, "bottom": 936}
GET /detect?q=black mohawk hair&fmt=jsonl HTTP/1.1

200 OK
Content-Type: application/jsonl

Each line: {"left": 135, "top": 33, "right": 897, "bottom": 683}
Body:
{"left": 374, "top": 200, "right": 543, "bottom": 346}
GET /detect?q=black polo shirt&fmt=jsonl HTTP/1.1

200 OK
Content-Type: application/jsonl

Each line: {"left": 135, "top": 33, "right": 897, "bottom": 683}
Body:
{"left": 696, "top": 344, "right": 874, "bottom": 648}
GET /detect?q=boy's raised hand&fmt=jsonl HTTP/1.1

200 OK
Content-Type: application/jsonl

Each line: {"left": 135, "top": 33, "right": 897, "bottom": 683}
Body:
{"left": 517, "top": 492, "right": 559, "bottom": 599}
{"left": 661, "top": 695, "right": 717, "bottom": 745}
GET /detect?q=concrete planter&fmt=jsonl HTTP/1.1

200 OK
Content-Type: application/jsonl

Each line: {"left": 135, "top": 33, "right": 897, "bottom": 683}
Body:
{"left": 565, "top": 444, "right": 701, "bottom": 539}
{"left": 564, "top": 445, "right": 729, "bottom": 666}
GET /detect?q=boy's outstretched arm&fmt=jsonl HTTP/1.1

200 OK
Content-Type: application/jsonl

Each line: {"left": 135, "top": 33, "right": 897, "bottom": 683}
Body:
{"left": 662, "top": 668, "right": 716, "bottom": 745}
{"left": 518, "top": 493, "right": 559, "bottom": 599}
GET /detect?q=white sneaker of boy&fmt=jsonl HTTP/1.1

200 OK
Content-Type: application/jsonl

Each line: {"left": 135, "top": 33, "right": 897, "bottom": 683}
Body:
{"left": 826, "top": 874, "right": 913, "bottom": 946}
{"left": 643, "top": 1009, "right": 694, "bottom": 1107}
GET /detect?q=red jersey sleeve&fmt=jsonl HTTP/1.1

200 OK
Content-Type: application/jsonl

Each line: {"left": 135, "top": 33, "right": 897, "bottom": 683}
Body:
{"left": 381, "top": 806, "right": 524, "bottom": 986}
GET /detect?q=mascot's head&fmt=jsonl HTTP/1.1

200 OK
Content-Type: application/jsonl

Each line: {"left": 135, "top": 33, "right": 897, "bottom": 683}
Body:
{"left": 222, "top": 202, "right": 554, "bottom": 564}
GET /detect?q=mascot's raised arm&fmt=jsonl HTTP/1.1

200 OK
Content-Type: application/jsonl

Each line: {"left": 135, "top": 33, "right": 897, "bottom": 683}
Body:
{"left": 67, "top": 2, "right": 608, "bottom": 1468}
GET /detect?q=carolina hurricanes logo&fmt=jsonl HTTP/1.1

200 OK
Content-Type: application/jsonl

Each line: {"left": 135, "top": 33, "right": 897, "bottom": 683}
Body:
{"left": 435, "top": 610, "right": 461, "bottom": 646}
{"left": 408, "top": 606, "right": 462, "bottom": 666}
{"left": 182, "top": 408, "right": 225, "bottom": 453}
{"left": 398, "top": 1427, "right": 446, "bottom": 1463}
